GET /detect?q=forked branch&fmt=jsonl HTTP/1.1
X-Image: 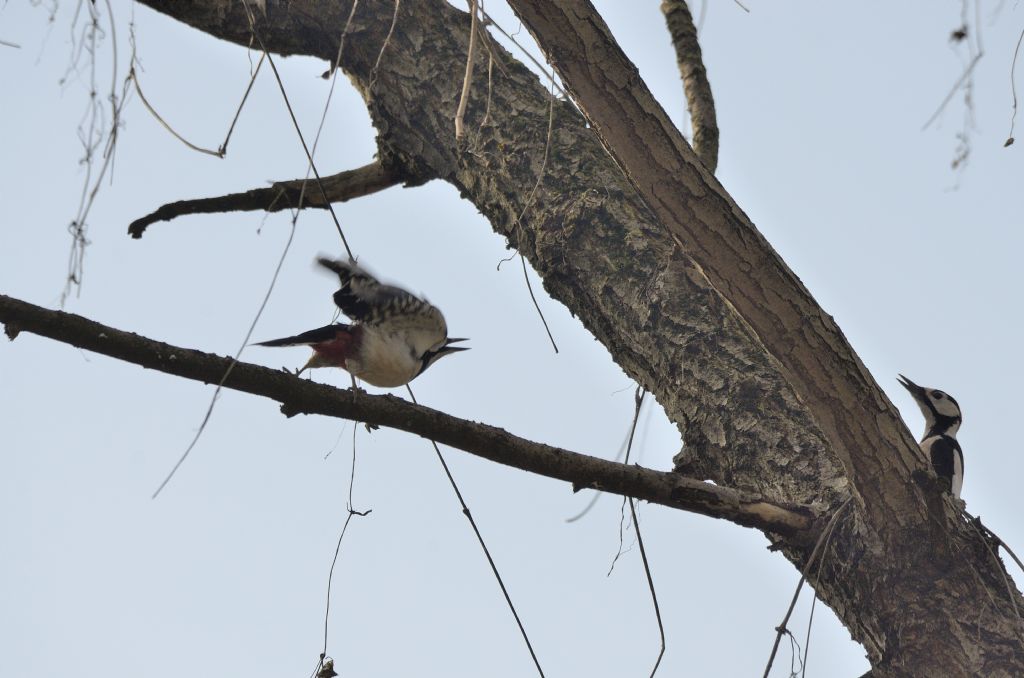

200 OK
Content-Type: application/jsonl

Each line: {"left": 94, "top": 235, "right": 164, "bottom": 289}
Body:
{"left": 0, "top": 292, "right": 815, "bottom": 536}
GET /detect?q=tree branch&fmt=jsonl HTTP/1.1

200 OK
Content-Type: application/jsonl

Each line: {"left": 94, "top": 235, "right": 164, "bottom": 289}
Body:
{"left": 137, "top": 0, "right": 847, "bottom": 518}
{"left": 504, "top": 0, "right": 927, "bottom": 537}
{"left": 127, "top": 160, "right": 404, "bottom": 238}
{"left": 0, "top": 292, "right": 816, "bottom": 536}
{"left": 661, "top": 0, "right": 719, "bottom": 173}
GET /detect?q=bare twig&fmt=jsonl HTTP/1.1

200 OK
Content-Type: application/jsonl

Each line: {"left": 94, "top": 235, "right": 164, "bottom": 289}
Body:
{"left": 762, "top": 499, "right": 852, "bottom": 678}
{"left": 455, "top": 0, "right": 480, "bottom": 140}
{"left": 368, "top": 0, "right": 400, "bottom": 91}
{"left": 480, "top": 9, "right": 569, "bottom": 100}
{"left": 660, "top": 0, "right": 719, "bottom": 172}
{"left": 239, "top": 2, "right": 355, "bottom": 258}
{"left": 800, "top": 500, "right": 839, "bottom": 677}
{"left": 923, "top": 53, "right": 983, "bottom": 131}
{"left": 128, "top": 162, "right": 402, "bottom": 238}
{"left": 151, "top": 221, "right": 298, "bottom": 498}
{"left": 299, "top": 0, "right": 359, "bottom": 236}
{"left": 786, "top": 628, "right": 805, "bottom": 678}
{"left": 129, "top": 67, "right": 227, "bottom": 157}
{"left": 1005, "top": 26, "right": 1024, "bottom": 146}
{"left": 316, "top": 424, "right": 371, "bottom": 678}
{"left": 967, "top": 517, "right": 1022, "bottom": 626}
{"left": 63, "top": 0, "right": 125, "bottom": 303}
{"left": 313, "top": 514, "right": 360, "bottom": 678}
{"left": 629, "top": 494, "right": 665, "bottom": 678}
{"left": 0, "top": 292, "right": 818, "bottom": 536}
{"left": 518, "top": 254, "right": 558, "bottom": 353}
{"left": 565, "top": 416, "right": 633, "bottom": 522}
{"left": 472, "top": 2, "right": 509, "bottom": 80}
{"left": 612, "top": 388, "right": 666, "bottom": 677}
{"left": 963, "top": 510, "right": 1024, "bottom": 582}
{"left": 405, "top": 386, "right": 545, "bottom": 676}
{"left": 509, "top": 81, "right": 559, "bottom": 353}
{"left": 127, "top": 19, "right": 265, "bottom": 161}
{"left": 477, "top": 52, "right": 494, "bottom": 132}
{"left": 321, "top": 0, "right": 360, "bottom": 80}
{"left": 609, "top": 387, "right": 647, "bottom": 573}
{"left": 997, "top": 537, "right": 1024, "bottom": 578}
{"left": 220, "top": 54, "right": 263, "bottom": 156}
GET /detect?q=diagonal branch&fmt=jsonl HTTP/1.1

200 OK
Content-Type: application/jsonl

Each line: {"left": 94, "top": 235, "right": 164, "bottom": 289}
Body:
{"left": 661, "top": 0, "right": 719, "bottom": 173}
{"left": 504, "top": 0, "right": 927, "bottom": 537}
{"left": 127, "top": 160, "right": 405, "bottom": 238}
{"left": 0, "top": 292, "right": 815, "bottom": 536}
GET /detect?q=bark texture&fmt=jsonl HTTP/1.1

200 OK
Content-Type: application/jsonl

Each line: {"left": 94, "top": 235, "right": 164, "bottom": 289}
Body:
{"left": 97, "top": 1, "right": 1024, "bottom": 674}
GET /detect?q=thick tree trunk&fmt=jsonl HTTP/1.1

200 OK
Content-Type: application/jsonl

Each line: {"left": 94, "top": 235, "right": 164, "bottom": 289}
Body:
{"left": 127, "top": 1, "right": 1024, "bottom": 674}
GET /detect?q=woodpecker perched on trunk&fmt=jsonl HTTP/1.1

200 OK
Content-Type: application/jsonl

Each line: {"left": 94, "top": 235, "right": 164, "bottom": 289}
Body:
{"left": 256, "top": 257, "right": 468, "bottom": 388}
{"left": 898, "top": 374, "right": 964, "bottom": 498}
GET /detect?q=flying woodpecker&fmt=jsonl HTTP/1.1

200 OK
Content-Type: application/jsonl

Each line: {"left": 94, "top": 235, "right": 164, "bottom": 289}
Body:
{"left": 256, "top": 257, "right": 468, "bottom": 388}
{"left": 898, "top": 374, "right": 964, "bottom": 498}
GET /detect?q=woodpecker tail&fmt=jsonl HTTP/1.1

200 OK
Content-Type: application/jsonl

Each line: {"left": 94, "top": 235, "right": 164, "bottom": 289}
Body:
{"left": 253, "top": 323, "right": 347, "bottom": 347}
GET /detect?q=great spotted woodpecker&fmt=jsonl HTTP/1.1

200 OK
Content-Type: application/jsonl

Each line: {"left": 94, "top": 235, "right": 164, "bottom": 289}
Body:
{"left": 256, "top": 257, "right": 468, "bottom": 388}
{"left": 898, "top": 374, "right": 964, "bottom": 498}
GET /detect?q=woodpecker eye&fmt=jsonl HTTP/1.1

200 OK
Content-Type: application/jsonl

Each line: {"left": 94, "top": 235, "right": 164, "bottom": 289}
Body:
{"left": 932, "top": 391, "right": 945, "bottom": 399}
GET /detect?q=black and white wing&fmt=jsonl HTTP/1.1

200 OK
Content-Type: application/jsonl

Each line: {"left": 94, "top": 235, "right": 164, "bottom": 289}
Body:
{"left": 923, "top": 434, "right": 964, "bottom": 498}
{"left": 317, "top": 257, "right": 448, "bottom": 351}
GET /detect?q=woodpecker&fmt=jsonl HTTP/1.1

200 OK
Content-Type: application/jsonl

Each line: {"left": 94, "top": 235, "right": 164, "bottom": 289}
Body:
{"left": 898, "top": 374, "right": 964, "bottom": 498}
{"left": 256, "top": 257, "right": 468, "bottom": 388}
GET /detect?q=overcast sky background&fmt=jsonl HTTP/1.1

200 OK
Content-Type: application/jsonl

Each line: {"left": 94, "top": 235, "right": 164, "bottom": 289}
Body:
{"left": 2, "top": 1, "right": 1023, "bottom": 676}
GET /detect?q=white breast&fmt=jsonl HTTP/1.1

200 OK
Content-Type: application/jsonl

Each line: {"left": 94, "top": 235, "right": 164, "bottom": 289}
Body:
{"left": 345, "top": 329, "right": 424, "bottom": 388}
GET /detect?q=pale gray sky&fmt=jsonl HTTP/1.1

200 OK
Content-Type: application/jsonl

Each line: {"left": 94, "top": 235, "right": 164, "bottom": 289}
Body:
{"left": 2, "top": 1, "right": 1022, "bottom": 676}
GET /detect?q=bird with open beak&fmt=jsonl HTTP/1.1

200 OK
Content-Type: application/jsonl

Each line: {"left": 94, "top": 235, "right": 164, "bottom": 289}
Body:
{"left": 256, "top": 257, "right": 468, "bottom": 388}
{"left": 898, "top": 374, "right": 964, "bottom": 498}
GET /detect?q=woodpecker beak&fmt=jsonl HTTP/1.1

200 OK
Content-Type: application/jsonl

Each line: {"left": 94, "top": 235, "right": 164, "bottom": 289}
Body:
{"left": 442, "top": 337, "right": 470, "bottom": 353}
{"left": 897, "top": 374, "right": 926, "bottom": 400}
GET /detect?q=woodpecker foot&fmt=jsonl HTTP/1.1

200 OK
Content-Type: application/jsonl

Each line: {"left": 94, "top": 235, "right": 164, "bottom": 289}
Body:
{"left": 346, "top": 381, "right": 367, "bottom": 401}
{"left": 364, "top": 422, "right": 379, "bottom": 433}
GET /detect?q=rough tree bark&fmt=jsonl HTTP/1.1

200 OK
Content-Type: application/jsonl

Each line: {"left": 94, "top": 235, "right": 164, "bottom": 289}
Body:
{"left": 7, "top": 1, "right": 1023, "bottom": 676}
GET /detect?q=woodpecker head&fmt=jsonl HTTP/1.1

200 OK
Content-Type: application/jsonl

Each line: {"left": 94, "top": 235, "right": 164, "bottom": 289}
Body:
{"left": 898, "top": 374, "right": 962, "bottom": 438}
{"left": 417, "top": 337, "right": 469, "bottom": 377}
